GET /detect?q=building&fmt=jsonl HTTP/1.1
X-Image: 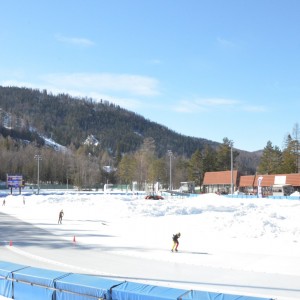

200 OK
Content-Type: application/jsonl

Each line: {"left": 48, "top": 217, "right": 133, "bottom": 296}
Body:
{"left": 202, "top": 170, "right": 238, "bottom": 194}
{"left": 203, "top": 171, "right": 300, "bottom": 196}
{"left": 238, "top": 175, "right": 256, "bottom": 195}
{"left": 240, "top": 173, "right": 300, "bottom": 196}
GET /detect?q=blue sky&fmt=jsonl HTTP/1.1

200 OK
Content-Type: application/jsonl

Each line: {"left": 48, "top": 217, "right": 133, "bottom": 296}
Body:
{"left": 1, "top": 0, "right": 300, "bottom": 152}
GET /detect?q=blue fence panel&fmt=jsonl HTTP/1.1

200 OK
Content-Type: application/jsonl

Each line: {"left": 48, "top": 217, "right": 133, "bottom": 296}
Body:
{"left": 0, "top": 261, "right": 28, "bottom": 298}
{"left": 111, "top": 281, "right": 187, "bottom": 300}
{"left": 55, "top": 273, "right": 124, "bottom": 300}
{"left": 12, "top": 266, "right": 68, "bottom": 300}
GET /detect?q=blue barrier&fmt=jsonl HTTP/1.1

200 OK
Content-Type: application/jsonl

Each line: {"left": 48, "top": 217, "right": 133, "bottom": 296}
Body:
{"left": 12, "top": 266, "right": 68, "bottom": 300}
{"left": 55, "top": 273, "right": 124, "bottom": 300}
{"left": 110, "top": 281, "right": 187, "bottom": 300}
{"left": 0, "top": 262, "right": 28, "bottom": 298}
{"left": 225, "top": 194, "right": 300, "bottom": 200}
{"left": 0, "top": 261, "right": 274, "bottom": 300}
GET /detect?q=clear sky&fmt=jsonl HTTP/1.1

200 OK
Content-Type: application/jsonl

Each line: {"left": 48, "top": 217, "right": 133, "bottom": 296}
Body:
{"left": 1, "top": 0, "right": 300, "bottom": 152}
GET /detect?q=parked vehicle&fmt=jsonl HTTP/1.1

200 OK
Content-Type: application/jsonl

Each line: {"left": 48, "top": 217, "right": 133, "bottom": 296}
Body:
{"left": 145, "top": 194, "right": 164, "bottom": 200}
{"left": 272, "top": 184, "right": 294, "bottom": 196}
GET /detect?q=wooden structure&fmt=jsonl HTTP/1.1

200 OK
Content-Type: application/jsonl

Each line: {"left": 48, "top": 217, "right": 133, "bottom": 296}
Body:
{"left": 202, "top": 170, "right": 238, "bottom": 194}
{"left": 238, "top": 173, "right": 300, "bottom": 195}
{"left": 203, "top": 172, "right": 300, "bottom": 195}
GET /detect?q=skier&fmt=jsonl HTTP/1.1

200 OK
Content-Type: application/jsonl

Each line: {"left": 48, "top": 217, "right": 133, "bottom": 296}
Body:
{"left": 58, "top": 209, "right": 64, "bottom": 224}
{"left": 171, "top": 232, "right": 181, "bottom": 252}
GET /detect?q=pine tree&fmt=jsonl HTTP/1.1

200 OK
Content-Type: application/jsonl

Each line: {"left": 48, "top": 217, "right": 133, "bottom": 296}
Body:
{"left": 257, "top": 141, "right": 282, "bottom": 174}
{"left": 202, "top": 145, "right": 217, "bottom": 173}
{"left": 188, "top": 149, "right": 203, "bottom": 187}
{"left": 281, "top": 134, "right": 297, "bottom": 173}
{"left": 216, "top": 138, "right": 239, "bottom": 171}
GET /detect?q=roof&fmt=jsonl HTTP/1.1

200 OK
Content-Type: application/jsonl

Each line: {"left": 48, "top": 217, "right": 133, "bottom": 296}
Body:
{"left": 203, "top": 170, "right": 238, "bottom": 185}
{"left": 253, "top": 173, "right": 300, "bottom": 187}
{"left": 203, "top": 172, "right": 300, "bottom": 187}
{"left": 239, "top": 175, "right": 255, "bottom": 187}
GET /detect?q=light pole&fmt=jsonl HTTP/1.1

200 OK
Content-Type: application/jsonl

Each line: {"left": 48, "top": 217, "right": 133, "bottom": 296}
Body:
{"left": 66, "top": 169, "right": 69, "bottom": 190}
{"left": 167, "top": 150, "right": 173, "bottom": 191}
{"left": 230, "top": 141, "right": 234, "bottom": 195}
{"left": 34, "top": 154, "right": 42, "bottom": 194}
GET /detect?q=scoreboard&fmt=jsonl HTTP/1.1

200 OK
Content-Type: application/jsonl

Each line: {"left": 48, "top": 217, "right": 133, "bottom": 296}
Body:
{"left": 7, "top": 175, "right": 23, "bottom": 188}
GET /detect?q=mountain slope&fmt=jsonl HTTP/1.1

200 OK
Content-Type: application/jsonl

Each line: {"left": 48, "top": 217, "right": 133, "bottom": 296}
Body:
{"left": 0, "top": 85, "right": 261, "bottom": 175}
{"left": 0, "top": 86, "right": 220, "bottom": 157}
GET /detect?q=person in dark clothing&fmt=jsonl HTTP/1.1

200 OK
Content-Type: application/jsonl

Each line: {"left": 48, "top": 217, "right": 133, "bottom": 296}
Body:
{"left": 58, "top": 209, "right": 64, "bottom": 224}
{"left": 171, "top": 232, "right": 181, "bottom": 252}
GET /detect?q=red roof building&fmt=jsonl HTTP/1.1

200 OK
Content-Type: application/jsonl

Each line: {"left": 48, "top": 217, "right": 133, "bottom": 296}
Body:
{"left": 202, "top": 170, "right": 238, "bottom": 194}
{"left": 203, "top": 172, "right": 300, "bottom": 195}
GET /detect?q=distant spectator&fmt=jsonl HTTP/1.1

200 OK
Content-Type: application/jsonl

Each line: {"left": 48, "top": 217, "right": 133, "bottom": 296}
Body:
{"left": 58, "top": 209, "right": 64, "bottom": 224}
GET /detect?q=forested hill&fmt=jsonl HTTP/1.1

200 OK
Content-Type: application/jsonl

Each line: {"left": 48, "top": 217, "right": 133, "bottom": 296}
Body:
{"left": 0, "top": 86, "right": 220, "bottom": 157}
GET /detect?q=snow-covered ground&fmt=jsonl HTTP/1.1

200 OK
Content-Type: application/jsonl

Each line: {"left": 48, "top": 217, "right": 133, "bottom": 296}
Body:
{"left": 1, "top": 191, "right": 300, "bottom": 299}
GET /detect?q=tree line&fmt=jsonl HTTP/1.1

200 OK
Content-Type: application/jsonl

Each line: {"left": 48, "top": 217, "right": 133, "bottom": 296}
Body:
{"left": 0, "top": 135, "right": 239, "bottom": 190}
{"left": 257, "top": 123, "right": 300, "bottom": 174}
{"left": 0, "top": 125, "right": 299, "bottom": 191}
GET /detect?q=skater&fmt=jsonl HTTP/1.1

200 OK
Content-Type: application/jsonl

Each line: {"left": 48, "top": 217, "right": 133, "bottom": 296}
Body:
{"left": 58, "top": 209, "right": 64, "bottom": 224}
{"left": 2, "top": 199, "right": 5, "bottom": 206}
{"left": 171, "top": 232, "right": 181, "bottom": 252}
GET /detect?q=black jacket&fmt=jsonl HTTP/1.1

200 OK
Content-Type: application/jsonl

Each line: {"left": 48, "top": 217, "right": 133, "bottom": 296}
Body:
{"left": 172, "top": 234, "right": 180, "bottom": 242}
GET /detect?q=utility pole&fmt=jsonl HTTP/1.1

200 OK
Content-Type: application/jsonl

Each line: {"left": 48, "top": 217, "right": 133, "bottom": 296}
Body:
{"left": 230, "top": 141, "right": 234, "bottom": 195}
{"left": 34, "top": 154, "right": 42, "bottom": 194}
{"left": 167, "top": 150, "right": 173, "bottom": 191}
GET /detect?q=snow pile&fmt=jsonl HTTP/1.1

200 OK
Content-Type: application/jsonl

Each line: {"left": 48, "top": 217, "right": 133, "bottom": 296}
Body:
{"left": 291, "top": 190, "right": 300, "bottom": 196}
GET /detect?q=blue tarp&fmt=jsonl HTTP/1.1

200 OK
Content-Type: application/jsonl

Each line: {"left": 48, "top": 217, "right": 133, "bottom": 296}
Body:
{"left": 55, "top": 273, "right": 124, "bottom": 300}
{"left": 111, "top": 281, "right": 188, "bottom": 300}
{"left": 0, "top": 261, "right": 275, "bottom": 300}
{"left": 180, "top": 290, "right": 273, "bottom": 300}
{"left": 12, "top": 266, "right": 68, "bottom": 300}
{"left": 0, "top": 261, "right": 27, "bottom": 298}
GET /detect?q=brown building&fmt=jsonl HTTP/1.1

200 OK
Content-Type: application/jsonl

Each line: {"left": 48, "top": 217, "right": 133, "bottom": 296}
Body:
{"left": 239, "top": 173, "right": 300, "bottom": 195}
{"left": 202, "top": 170, "right": 238, "bottom": 194}
{"left": 203, "top": 172, "right": 300, "bottom": 196}
{"left": 239, "top": 175, "right": 256, "bottom": 195}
